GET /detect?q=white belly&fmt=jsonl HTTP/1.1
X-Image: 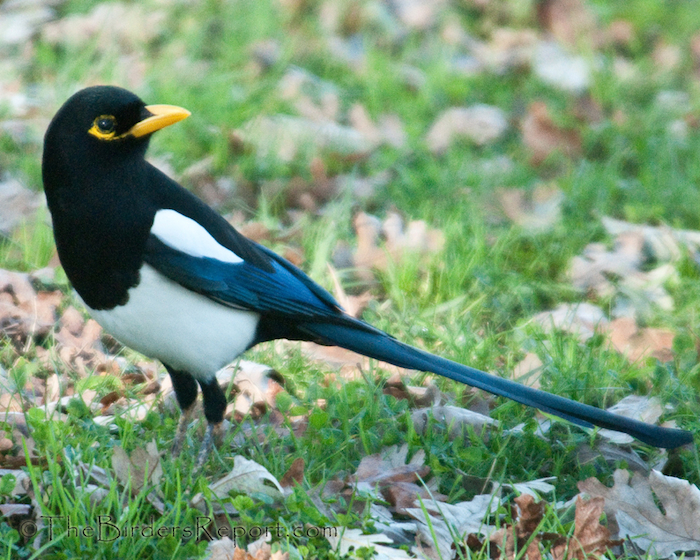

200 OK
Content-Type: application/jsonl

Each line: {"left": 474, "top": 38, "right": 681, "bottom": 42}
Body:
{"left": 86, "top": 264, "right": 260, "bottom": 379}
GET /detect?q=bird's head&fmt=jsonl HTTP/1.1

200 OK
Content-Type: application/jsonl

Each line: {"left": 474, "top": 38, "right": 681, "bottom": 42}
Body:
{"left": 42, "top": 86, "right": 190, "bottom": 196}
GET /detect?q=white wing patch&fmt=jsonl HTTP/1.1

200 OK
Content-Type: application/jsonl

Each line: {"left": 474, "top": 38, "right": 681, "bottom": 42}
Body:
{"left": 151, "top": 209, "right": 243, "bottom": 264}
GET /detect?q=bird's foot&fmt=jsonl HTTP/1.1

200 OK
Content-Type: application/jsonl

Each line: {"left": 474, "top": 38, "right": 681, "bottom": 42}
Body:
{"left": 195, "top": 421, "right": 223, "bottom": 470}
{"left": 171, "top": 403, "right": 196, "bottom": 457}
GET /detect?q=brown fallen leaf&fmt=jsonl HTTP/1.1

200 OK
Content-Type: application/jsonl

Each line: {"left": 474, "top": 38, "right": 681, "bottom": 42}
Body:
{"left": 112, "top": 441, "right": 162, "bottom": 496}
{"left": 383, "top": 373, "right": 442, "bottom": 407}
{"left": 536, "top": 0, "right": 600, "bottom": 48}
{"left": 652, "top": 40, "right": 682, "bottom": 74}
{"left": 351, "top": 211, "right": 444, "bottom": 283}
{"left": 0, "top": 269, "right": 63, "bottom": 344}
{"left": 327, "top": 264, "right": 372, "bottom": 319}
{"left": 488, "top": 494, "right": 546, "bottom": 560}
{"left": 521, "top": 102, "right": 581, "bottom": 165}
{"left": 472, "top": 28, "right": 538, "bottom": 74}
{"left": 348, "top": 104, "right": 406, "bottom": 150}
{"left": 579, "top": 469, "right": 700, "bottom": 557}
{"left": 279, "top": 457, "right": 304, "bottom": 488}
{"left": 350, "top": 444, "right": 445, "bottom": 516}
{"left": 603, "top": 317, "right": 675, "bottom": 363}
{"left": 550, "top": 497, "right": 619, "bottom": 560}
{"left": 606, "top": 20, "right": 635, "bottom": 49}
{"left": 54, "top": 306, "right": 115, "bottom": 377}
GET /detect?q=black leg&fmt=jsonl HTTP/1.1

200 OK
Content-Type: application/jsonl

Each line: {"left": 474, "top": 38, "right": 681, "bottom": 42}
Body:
{"left": 167, "top": 366, "right": 198, "bottom": 411}
{"left": 165, "top": 366, "right": 199, "bottom": 457}
{"left": 196, "top": 377, "right": 227, "bottom": 467}
{"left": 198, "top": 377, "right": 227, "bottom": 424}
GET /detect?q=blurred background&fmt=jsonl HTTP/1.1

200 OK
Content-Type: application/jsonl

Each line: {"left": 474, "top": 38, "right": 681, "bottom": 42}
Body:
{"left": 3, "top": 0, "right": 700, "bottom": 242}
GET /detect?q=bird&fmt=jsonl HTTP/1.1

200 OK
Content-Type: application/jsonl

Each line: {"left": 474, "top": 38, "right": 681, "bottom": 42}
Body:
{"left": 41, "top": 86, "right": 692, "bottom": 466}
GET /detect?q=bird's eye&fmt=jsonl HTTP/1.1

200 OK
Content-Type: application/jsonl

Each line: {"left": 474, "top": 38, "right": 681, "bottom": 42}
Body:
{"left": 96, "top": 116, "right": 116, "bottom": 133}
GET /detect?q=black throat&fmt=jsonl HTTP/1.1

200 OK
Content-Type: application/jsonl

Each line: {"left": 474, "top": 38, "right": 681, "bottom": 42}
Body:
{"left": 43, "top": 146, "right": 156, "bottom": 310}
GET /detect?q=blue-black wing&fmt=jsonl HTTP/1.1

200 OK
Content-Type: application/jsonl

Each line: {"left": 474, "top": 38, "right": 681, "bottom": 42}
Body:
{"left": 143, "top": 233, "right": 693, "bottom": 449}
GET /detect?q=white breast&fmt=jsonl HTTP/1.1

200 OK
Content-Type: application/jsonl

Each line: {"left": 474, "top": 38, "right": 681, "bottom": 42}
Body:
{"left": 86, "top": 264, "right": 259, "bottom": 379}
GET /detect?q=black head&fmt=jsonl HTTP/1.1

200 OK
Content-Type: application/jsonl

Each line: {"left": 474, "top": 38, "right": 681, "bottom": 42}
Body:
{"left": 42, "top": 85, "right": 189, "bottom": 199}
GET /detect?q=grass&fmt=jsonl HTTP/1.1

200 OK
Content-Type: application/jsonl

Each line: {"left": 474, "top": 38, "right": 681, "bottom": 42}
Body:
{"left": 1, "top": 0, "right": 700, "bottom": 558}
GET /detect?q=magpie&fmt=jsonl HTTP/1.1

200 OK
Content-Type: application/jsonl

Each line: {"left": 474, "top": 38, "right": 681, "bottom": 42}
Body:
{"left": 41, "top": 86, "right": 692, "bottom": 465}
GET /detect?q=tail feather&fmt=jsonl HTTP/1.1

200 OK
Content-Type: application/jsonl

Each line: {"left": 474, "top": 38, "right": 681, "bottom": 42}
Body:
{"left": 299, "top": 320, "right": 693, "bottom": 449}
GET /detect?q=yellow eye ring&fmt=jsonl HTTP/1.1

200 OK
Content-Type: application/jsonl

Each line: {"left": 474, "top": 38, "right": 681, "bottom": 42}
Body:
{"left": 89, "top": 115, "right": 117, "bottom": 140}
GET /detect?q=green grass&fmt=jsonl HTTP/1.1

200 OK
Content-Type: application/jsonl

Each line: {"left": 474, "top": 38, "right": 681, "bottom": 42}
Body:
{"left": 1, "top": 0, "right": 700, "bottom": 558}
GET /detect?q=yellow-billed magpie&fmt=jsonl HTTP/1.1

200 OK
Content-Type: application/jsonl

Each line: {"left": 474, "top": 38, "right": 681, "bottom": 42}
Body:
{"left": 41, "top": 86, "right": 692, "bottom": 465}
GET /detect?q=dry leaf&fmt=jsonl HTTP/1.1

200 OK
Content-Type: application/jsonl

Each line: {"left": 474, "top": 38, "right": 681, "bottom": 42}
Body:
{"left": 550, "top": 497, "right": 618, "bottom": 560}
{"left": 576, "top": 443, "right": 650, "bottom": 475}
{"left": 579, "top": 469, "right": 700, "bottom": 557}
{"left": 351, "top": 211, "right": 444, "bottom": 282}
{"left": 111, "top": 440, "right": 162, "bottom": 495}
{"left": 488, "top": 494, "right": 545, "bottom": 560}
{"left": 532, "top": 41, "right": 591, "bottom": 94}
{"left": 473, "top": 28, "right": 538, "bottom": 74}
{"left": 327, "top": 264, "right": 372, "bottom": 319}
{"left": 497, "top": 184, "right": 563, "bottom": 233}
{"left": 601, "top": 215, "right": 700, "bottom": 264}
{"left": 111, "top": 441, "right": 164, "bottom": 513}
{"left": 349, "top": 104, "right": 406, "bottom": 150}
{"left": 216, "top": 360, "right": 285, "bottom": 420}
{"left": 191, "top": 455, "right": 284, "bottom": 512}
{"left": 42, "top": 2, "right": 166, "bottom": 52}
{"left": 603, "top": 317, "right": 675, "bottom": 363}
{"left": 512, "top": 352, "right": 543, "bottom": 390}
{"left": 353, "top": 445, "right": 428, "bottom": 489}
{"left": 597, "top": 395, "right": 664, "bottom": 445}
{"left": 279, "top": 457, "right": 304, "bottom": 488}
{"left": 0, "top": 269, "right": 62, "bottom": 343}
{"left": 537, "top": 0, "right": 600, "bottom": 48}
{"left": 327, "top": 528, "right": 412, "bottom": 559}
{"left": 505, "top": 477, "right": 557, "bottom": 498}
{"left": 521, "top": 102, "right": 581, "bottom": 165}
{"left": 532, "top": 303, "right": 608, "bottom": 342}
{"left": 206, "top": 537, "right": 238, "bottom": 560}
{"left": 412, "top": 405, "right": 497, "bottom": 440}
{"left": 426, "top": 105, "right": 508, "bottom": 154}
{"left": 407, "top": 494, "right": 501, "bottom": 558}
{"left": 236, "top": 115, "right": 370, "bottom": 163}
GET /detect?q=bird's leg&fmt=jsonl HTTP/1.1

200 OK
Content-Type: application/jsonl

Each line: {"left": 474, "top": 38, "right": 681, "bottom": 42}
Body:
{"left": 166, "top": 367, "right": 199, "bottom": 457}
{"left": 195, "top": 377, "right": 227, "bottom": 468}
{"left": 195, "top": 421, "right": 223, "bottom": 469}
{"left": 172, "top": 403, "right": 195, "bottom": 457}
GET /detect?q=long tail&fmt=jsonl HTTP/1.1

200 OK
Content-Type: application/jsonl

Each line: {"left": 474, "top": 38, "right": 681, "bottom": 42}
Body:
{"left": 298, "top": 319, "right": 693, "bottom": 449}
